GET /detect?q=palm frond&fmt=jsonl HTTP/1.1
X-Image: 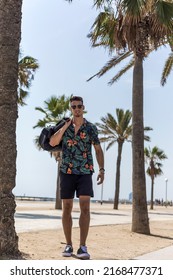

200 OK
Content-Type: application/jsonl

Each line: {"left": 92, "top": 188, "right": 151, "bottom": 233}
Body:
{"left": 106, "top": 139, "right": 117, "bottom": 150}
{"left": 123, "top": 0, "right": 146, "bottom": 16}
{"left": 33, "top": 119, "right": 51, "bottom": 129}
{"left": 35, "top": 107, "right": 48, "bottom": 115}
{"left": 161, "top": 52, "right": 173, "bottom": 86}
{"left": 96, "top": 122, "right": 118, "bottom": 137}
{"left": 17, "top": 89, "right": 28, "bottom": 106}
{"left": 108, "top": 56, "right": 135, "bottom": 85}
{"left": 125, "top": 125, "right": 132, "bottom": 138}
{"left": 144, "top": 135, "right": 150, "bottom": 142}
{"left": 116, "top": 109, "right": 132, "bottom": 134}
{"left": 34, "top": 136, "right": 42, "bottom": 151}
{"left": 155, "top": 0, "right": 173, "bottom": 26}
{"left": 143, "top": 126, "right": 153, "bottom": 142}
{"left": 87, "top": 51, "right": 132, "bottom": 82}
{"left": 144, "top": 126, "right": 153, "bottom": 132}
{"left": 18, "top": 55, "right": 39, "bottom": 106}
{"left": 93, "top": 0, "right": 113, "bottom": 9}
{"left": 99, "top": 135, "right": 117, "bottom": 142}
{"left": 18, "top": 56, "right": 39, "bottom": 69}
{"left": 146, "top": 166, "right": 163, "bottom": 177}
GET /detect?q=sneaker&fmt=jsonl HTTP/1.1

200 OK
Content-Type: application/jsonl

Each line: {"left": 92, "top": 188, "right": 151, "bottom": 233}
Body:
{"left": 76, "top": 245, "right": 90, "bottom": 260}
{"left": 62, "top": 245, "right": 73, "bottom": 257}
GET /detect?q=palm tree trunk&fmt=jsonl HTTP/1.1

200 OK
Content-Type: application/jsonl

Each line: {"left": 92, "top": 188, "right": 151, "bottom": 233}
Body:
{"left": 132, "top": 55, "right": 150, "bottom": 234}
{"left": 55, "top": 161, "right": 62, "bottom": 209}
{"left": 150, "top": 177, "right": 154, "bottom": 210}
{"left": 0, "top": 0, "right": 22, "bottom": 257}
{"left": 113, "top": 141, "right": 123, "bottom": 210}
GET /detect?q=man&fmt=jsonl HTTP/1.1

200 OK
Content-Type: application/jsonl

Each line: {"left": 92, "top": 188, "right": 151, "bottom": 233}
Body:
{"left": 49, "top": 96, "right": 104, "bottom": 259}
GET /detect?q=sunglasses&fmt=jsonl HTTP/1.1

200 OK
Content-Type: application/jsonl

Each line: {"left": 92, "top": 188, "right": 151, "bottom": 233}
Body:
{"left": 71, "top": 105, "right": 83, "bottom": 109}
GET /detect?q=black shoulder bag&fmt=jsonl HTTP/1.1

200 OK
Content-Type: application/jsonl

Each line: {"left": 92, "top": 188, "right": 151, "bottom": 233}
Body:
{"left": 38, "top": 117, "right": 70, "bottom": 152}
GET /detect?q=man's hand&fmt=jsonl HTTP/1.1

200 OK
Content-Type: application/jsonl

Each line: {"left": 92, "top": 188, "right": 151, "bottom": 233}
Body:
{"left": 64, "top": 118, "right": 72, "bottom": 129}
{"left": 94, "top": 144, "right": 104, "bottom": 185}
{"left": 49, "top": 119, "right": 71, "bottom": 147}
{"left": 97, "top": 171, "right": 104, "bottom": 185}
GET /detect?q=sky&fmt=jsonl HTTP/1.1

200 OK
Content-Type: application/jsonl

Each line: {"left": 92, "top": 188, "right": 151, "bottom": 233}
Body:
{"left": 14, "top": 0, "right": 173, "bottom": 202}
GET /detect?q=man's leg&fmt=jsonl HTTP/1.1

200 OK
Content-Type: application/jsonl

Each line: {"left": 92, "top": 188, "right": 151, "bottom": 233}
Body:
{"left": 79, "top": 196, "right": 90, "bottom": 246}
{"left": 62, "top": 199, "right": 73, "bottom": 245}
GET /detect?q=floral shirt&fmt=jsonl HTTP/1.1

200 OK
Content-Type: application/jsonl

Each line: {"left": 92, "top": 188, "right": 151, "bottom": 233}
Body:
{"left": 60, "top": 119, "right": 100, "bottom": 175}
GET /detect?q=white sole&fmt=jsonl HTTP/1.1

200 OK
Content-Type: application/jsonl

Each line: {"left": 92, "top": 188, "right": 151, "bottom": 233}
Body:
{"left": 62, "top": 253, "right": 72, "bottom": 257}
{"left": 76, "top": 254, "right": 90, "bottom": 260}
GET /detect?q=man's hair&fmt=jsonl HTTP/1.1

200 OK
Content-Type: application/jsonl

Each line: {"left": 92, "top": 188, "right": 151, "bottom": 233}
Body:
{"left": 70, "top": 96, "right": 83, "bottom": 104}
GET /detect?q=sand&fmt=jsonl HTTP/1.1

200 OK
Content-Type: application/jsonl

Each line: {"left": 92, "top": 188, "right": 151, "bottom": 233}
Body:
{"left": 17, "top": 202, "right": 173, "bottom": 260}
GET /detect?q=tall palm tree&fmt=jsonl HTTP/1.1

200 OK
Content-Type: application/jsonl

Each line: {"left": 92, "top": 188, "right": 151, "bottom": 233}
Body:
{"left": 88, "top": 0, "right": 173, "bottom": 234}
{"left": 18, "top": 55, "right": 39, "bottom": 106}
{"left": 97, "top": 109, "right": 152, "bottom": 210}
{"left": 33, "top": 95, "right": 72, "bottom": 209}
{"left": 0, "top": 0, "right": 74, "bottom": 259}
{"left": 96, "top": 109, "right": 132, "bottom": 210}
{"left": 0, "top": 0, "right": 22, "bottom": 258}
{"left": 144, "top": 146, "right": 167, "bottom": 210}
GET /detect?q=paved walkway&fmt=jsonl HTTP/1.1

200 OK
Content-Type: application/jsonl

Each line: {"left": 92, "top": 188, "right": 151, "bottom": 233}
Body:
{"left": 15, "top": 201, "right": 173, "bottom": 259}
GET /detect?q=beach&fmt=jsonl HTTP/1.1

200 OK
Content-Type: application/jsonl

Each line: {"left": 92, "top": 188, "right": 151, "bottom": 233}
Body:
{"left": 16, "top": 201, "right": 173, "bottom": 260}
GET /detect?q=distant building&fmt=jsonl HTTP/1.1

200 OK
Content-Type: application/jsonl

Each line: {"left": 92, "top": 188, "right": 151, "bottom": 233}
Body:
{"left": 129, "top": 192, "right": 133, "bottom": 202}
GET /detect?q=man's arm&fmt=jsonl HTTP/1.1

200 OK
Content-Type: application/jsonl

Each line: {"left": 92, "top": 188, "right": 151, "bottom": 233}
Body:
{"left": 94, "top": 144, "right": 105, "bottom": 185}
{"left": 49, "top": 119, "right": 71, "bottom": 147}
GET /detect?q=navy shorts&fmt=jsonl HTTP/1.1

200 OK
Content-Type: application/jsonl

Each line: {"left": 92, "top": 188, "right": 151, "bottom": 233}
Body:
{"left": 60, "top": 171, "right": 94, "bottom": 199}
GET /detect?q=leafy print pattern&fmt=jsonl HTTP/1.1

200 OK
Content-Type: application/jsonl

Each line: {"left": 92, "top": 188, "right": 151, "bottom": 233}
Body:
{"left": 60, "top": 120, "right": 100, "bottom": 175}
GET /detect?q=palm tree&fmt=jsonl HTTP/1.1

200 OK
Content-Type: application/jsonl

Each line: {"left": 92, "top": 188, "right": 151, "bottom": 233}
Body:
{"left": 0, "top": 0, "right": 74, "bottom": 259}
{"left": 144, "top": 146, "right": 167, "bottom": 210}
{"left": 96, "top": 109, "right": 132, "bottom": 210}
{"left": 33, "top": 95, "right": 72, "bottom": 209}
{"left": 97, "top": 109, "right": 152, "bottom": 210}
{"left": 18, "top": 55, "right": 39, "bottom": 106}
{"left": 88, "top": 0, "right": 173, "bottom": 234}
{"left": 0, "top": 0, "right": 22, "bottom": 258}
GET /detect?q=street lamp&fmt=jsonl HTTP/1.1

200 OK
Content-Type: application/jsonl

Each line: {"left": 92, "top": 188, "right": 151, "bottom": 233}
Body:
{"left": 165, "top": 178, "right": 168, "bottom": 207}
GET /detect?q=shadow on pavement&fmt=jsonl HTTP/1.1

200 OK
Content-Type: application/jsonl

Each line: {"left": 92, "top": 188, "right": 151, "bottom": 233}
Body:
{"left": 15, "top": 213, "right": 79, "bottom": 220}
{"left": 90, "top": 211, "right": 128, "bottom": 216}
